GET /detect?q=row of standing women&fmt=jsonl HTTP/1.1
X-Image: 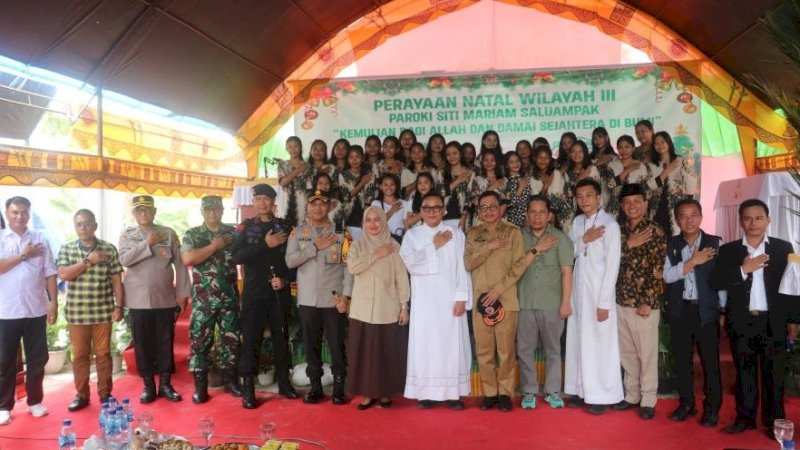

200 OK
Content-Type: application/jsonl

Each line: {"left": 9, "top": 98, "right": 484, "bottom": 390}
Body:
{"left": 276, "top": 120, "right": 697, "bottom": 238}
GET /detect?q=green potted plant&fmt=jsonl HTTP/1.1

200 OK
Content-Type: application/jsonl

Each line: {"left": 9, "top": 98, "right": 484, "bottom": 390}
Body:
{"left": 110, "top": 320, "right": 132, "bottom": 373}
{"left": 45, "top": 321, "right": 69, "bottom": 375}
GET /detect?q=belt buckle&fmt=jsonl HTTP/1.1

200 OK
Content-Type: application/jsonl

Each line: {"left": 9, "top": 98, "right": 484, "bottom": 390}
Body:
{"left": 749, "top": 310, "right": 764, "bottom": 316}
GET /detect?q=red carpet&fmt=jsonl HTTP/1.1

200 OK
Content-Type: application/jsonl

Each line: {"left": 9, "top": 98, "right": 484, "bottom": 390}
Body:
{"left": 0, "top": 308, "right": 793, "bottom": 449}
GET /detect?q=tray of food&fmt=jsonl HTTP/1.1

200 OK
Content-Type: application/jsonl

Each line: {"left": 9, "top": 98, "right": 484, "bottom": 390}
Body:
{"left": 209, "top": 444, "right": 260, "bottom": 450}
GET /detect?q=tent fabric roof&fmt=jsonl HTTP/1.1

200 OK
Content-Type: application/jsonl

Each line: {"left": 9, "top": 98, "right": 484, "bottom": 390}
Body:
{"left": 0, "top": 0, "right": 797, "bottom": 135}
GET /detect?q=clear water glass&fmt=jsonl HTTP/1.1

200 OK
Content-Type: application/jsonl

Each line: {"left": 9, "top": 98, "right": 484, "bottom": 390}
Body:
{"left": 199, "top": 416, "right": 215, "bottom": 447}
{"left": 774, "top": 419, "right": 794, "bottom": 449}
{"left": 259, "top": 421, "right": 276, "bottom": 442}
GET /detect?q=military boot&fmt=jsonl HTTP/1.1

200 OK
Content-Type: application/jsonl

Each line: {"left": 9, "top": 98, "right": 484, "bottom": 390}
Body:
{"left": 241, "top": 376, "right": 257, "bottom": 409}
{"left": 223, "top": 370, "right": 242, "bottom": 397}
{"left": 278, "top": 378, "right": 299, "bottom": 399}
{"left": 192, "top": 371, "right": 209, "bottom": 404}
{"left": 158, "top": 372, "right": 182, "bottom": 402}
{"left": 332, "top": 375, "right": 347, "bottom": 405}
{"left": 140, "top": 376, "right": 156, "bottom": 404}
{"left": 303, "top": 378, "right": 324, "bottom": 404}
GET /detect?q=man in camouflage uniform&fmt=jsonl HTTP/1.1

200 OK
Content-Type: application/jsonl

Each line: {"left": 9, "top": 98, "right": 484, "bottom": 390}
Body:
{"left": 181, "top": 195, "right": 242, "bottom": 404}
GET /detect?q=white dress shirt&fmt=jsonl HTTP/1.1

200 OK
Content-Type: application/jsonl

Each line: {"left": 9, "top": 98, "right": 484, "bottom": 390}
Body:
{"left": 0, "top": 228, "right": 57, "bottom": 319}
{"left": 740, "top": 236, "right": 769, "bottom": 312}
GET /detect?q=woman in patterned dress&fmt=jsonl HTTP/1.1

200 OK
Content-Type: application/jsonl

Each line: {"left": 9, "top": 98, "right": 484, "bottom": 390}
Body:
{"left": 278, "top": 136, "right": 313, "bottom": 229}
{"left": 425, "top": 133, "right": 446, "bottom": 171}
{"left": 531, "top": 145, "right": 568, "bottom": 228}
{"left": 313, "top": 172, "right": 346, "bottom": 231}
{"left": 590, "top": 127, "right": 620, "bottom": 215}
{"left": 405, "top": 142, "right": 442, "bottom": 198}
{"left": 376, "top": 136, "right": 415, "bottom": 197}
{"left": 555, "top": 131, "right": 577, "bottom": 171}
{"left": 515, "top": 139, "right": 534, "bottom": 175}
{"left": 634, "top": 119, "right": 655, "bottom": 163}
{"left": 649, "top": 131, "right": 698, "bottom": 236}
{"left": 502, "top": 151, "right": 541, "bottom": 228}
{"left": 403, "top": 172, "right": 438, "bottom": 230}
{"left": 339, "top": 145, "right": 376, "bottom": 240}
{"left": 607, "top": 135, "right": 656, "bottom": 222}
{"left": 441, "top": 141, "right": 475, "bottom": 231}
{"left": 399, "top": 128, "right": 417, "bottom": 162}
{"left": 469, "top": 150, "right": 506, "bottom": 227}
{"left": 564, "top": 140, "right": 602, "bottom": 229}
{"left": 308, "top": 139, "right": 336, "bottom": 180}
{"left": 364, "top": 134, "right": 382, "bottom": 168}
{"left": 329, "top": 138, "right": 350, "bottom": 179}
{"left": 462, "top": 142, "right": 480, "bottom": 173}
{"left": 370, "top": 173, "right": 407, "bottom": 242}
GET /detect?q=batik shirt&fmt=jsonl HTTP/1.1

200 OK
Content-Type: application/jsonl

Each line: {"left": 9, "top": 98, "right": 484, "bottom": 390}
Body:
{"left": 616, "top": 218, "right": 667, "bottom": 309}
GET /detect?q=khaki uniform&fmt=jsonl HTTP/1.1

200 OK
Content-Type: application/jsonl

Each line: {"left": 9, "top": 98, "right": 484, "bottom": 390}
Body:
{"left": 465, "top": 221, "right": 526, "bottom": 397}
{"left": 119, "top": 224, "right": 190, "bottom": 376}
{"left": 286, "top": 223, "right": 353, "bottom": 380}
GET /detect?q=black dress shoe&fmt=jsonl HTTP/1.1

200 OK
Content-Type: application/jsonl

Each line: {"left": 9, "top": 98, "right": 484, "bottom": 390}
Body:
{"left": 447, "top": 400, "right": 465, "bottom": 410}
{"left": 378, "top": 398, "right": 392, "bottom": 408}
{"left": 611, "top": 400, "right": 638, "bottom": 411}
{"left": 669, "top": 404, "right": 697, "bottom": 422}
{"left": 639, "top": 407, "right": 655, "bottom": 420}
{"left": 303, "top": 389, "right": 324, "bottom": 404}
{"left": 567, "top": 397, "right": 586, "bottom": 408}
{"left": 417, "top": 400, "right": 435, "bottom": 409}
{"left": 724, "top": 420, "right": 756, "bottom": 434}
{"left": 67, "top": 397, "right": 89, "bottom": 412}
{"left": 356, "top": 399, "right": 376, "bottom": 410}
{"left": 480, "top": 396, "right": 499, "bottom": 410}
{"left": 587, "top": 404, "right": 607, "bottom": 415}
{"left": 498, "top": 395, "right": 513, "bottom": 412}
{"left": 278, "top": 381, "right": 299, "bottom": 400}
{"left": 699, "top": 410, "right": 718, "bottom": 428}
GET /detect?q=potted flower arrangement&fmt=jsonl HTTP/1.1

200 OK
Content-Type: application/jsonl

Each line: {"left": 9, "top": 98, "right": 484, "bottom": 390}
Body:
{"left": 45, "top": 321, "right": 70, "bottom": 375}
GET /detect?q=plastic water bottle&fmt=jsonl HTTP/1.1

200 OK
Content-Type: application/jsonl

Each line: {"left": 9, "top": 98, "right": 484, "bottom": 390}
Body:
{"left": 107, "top": 396, "right": 117, "bottom": 412}
{"left": 58, "top": 418, "right": 77, "bottom": 450}
{"left": 121, "top": 398, "right": 133, "bottom": 423}
{"left": 105, "top": 409, "right": 119, "bottom": 443}
{"left": 126, "top": 414, "right": 135, "bottom": 443}
{"left": 98, "top": 402, "right": 109, "bottom": 441}
{"left": 783, "top": 441, "right": 795, "bottom": 450}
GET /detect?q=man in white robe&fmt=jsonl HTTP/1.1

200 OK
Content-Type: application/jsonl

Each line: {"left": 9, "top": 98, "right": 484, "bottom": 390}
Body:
{"left": 400, "top": 192, "right": 472, "bottom": 410}
{"left": 564, "top": 178, "right": 624, "bottom": 414}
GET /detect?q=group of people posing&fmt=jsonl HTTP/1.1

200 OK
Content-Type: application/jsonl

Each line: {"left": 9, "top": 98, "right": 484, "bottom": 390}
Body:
{"left": 0, "top": 124, "right": 794, "bottom": 444}
{"left": 276, "top": 121, "right": 696, "bottom": 241}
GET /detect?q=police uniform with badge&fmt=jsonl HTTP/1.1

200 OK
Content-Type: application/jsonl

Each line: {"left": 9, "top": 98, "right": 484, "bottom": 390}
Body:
{"left": 231, "top": 183, "right": 298, "bottom": 409}
{"left": 181, "top": 195, "right": 243, "bottom": 404}
{"left": 118, "top": 195, "right": 191, "bottom": 404}
{"left": 286, "top": 189, "right": 354, "bottom": 405}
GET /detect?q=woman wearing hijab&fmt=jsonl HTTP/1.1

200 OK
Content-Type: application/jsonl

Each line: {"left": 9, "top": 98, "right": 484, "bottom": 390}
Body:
{"left": 346, "top": 206, "right": 410, "bottom": 410}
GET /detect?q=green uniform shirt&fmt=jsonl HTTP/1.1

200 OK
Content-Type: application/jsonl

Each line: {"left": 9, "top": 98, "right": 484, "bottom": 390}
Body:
{"left": 181, "top": 223, "right": 238, "bottom": 307}
{"left": 517, "top": 225, "right": 574, "bottom": 311}
{"left": 57, "top": 239, "right": 123, "bottom": 324}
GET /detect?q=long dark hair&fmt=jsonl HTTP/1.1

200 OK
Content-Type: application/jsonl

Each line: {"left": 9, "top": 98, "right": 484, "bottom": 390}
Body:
{"left": 407, "top": 142, "right": 434, "bottom": 172}
{"left": 329, "top": 138, "right": 351, "bottom": 164}
{"left": 442, "top": 141, "right": 466, "bottom": 182}
{"left": 399, "top": 129, "right": 417, "bottom": 149}
{"left": 503, "top": 151, "right": 524, "bottom": 176}
{"left": 425, "top": 133, "right": 446, "bottom": 159}
{"left": 382, "top": 135, "right": 405, "bottom": 163}
{"left": 411, "top": 172, "right": 436, "bottom": 213}
{"left": 590, "top": 127, "right": 616, "bottom": 160}
{"left": 566, "top": 141, "right": 591, "bottom": 173}
{"left": 376, "top": 173, "right": 400, "bottom": 203}
{"left": 479, "top": 130, "right": 503, "bottom": 162}
{"left": 480, "top": 150, "right": 505, "bottom": 179}
{"left": 531, "top": 146, "right": 555, "bottom": 178}
{"left": 346, "top": 145, "right": 371, "bottom": 177}
{"left": 555, "top": 132, "right": 577, "bottom": 167}
{"left": 312, "top": 171, "right": 341, "bottom": 201}
{"left": 307, "top": 139, "right": 328, "bottom": 164}
{"left": 650, "top": 131, "right": 678, "bottom": 164}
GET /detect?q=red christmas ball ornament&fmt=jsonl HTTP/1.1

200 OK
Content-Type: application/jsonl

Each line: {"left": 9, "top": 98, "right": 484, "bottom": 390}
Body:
{"left": 677, "top": 91, "right": 693, "bottom": 104}
{"left": 304, "top": 109, "right": 319, "bottom": 120}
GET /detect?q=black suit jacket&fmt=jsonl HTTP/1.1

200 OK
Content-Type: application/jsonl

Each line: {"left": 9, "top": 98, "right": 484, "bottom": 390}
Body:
{"left": 709, "top": 236, "right": 796, "bottom": 337}
{"left": 664, "top": 231, "right": 722, "bottom": 326}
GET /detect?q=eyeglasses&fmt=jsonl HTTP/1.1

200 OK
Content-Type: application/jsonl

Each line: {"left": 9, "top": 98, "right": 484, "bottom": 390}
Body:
{"left": 74, "top": 222, "right": 96, "bottom": 229}
{"left": 478, "top": 204, "right": 500, "bottom": 212}
{"left": 420, "top": 205, "right": 444, "bottom": 213}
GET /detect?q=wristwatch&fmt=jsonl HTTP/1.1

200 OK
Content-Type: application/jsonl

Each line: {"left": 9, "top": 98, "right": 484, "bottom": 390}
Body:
{"left": 529, "top": 247, "right": 539, "bottom": 256}
{"left": 19, "top": 253, "right": 28, "bottom": 262}
{"left": 83, "top": 257, "right": 91, "bottom": 266}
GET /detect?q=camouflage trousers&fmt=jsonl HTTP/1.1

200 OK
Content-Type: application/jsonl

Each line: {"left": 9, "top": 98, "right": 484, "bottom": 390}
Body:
{"left": 188, "top": 298, "right": 241, "bottom": 372}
